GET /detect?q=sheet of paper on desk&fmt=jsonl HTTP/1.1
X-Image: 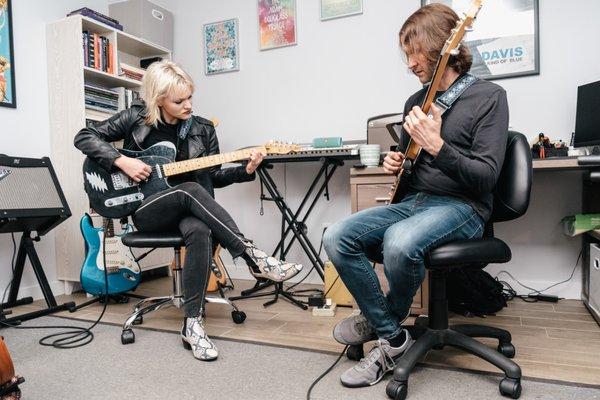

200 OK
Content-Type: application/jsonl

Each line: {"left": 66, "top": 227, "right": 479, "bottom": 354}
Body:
{"left": 562, "top": 214, "right": 600, "bottom": 236}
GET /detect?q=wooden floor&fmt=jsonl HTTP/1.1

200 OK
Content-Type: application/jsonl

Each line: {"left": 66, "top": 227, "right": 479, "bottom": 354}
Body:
{"left": 11, "top": 277, "right": 600, "bottom": 387}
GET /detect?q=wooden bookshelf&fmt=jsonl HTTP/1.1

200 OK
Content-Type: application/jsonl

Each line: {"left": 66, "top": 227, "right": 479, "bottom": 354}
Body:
{"left": 46, "top": 15, "right": 172, "bottom": 295}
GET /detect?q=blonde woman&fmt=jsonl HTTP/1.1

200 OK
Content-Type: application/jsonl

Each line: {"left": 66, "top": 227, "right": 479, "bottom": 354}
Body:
{"left": 74, "top": 60, "right": 302, "bottom": 361}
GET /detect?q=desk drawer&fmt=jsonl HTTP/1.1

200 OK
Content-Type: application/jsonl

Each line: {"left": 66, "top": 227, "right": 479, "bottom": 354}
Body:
{"left": 356, "top": 183, "right": 392, "bottom": 210}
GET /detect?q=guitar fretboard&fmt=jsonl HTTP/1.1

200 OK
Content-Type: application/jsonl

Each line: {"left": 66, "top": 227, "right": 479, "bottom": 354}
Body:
{"left": 162, "top": 147, "right": 264, "bottom": 177}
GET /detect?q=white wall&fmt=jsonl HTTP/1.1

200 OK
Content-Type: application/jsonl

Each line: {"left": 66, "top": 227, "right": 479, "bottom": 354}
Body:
{"left": 0, "top": 0, "right": 108, "bottom": 303}
{"left": 164, "top": 0, "right": 600, "bottom": 299}
{"left": 2, "top": 0, "right": 598, "bottom": 302}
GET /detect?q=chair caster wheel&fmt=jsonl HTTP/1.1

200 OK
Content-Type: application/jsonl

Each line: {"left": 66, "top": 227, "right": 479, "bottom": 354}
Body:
{"left": 232, "top": 310, "right": 246, "bottom": 324}
{"left": 121, "top": 329, "right": 135, "bottom": 345}
{"left": 133, "top": 315, "right": 143, "bottom": 325}
{"left": 386, "top": 380, "right": 407, "bottom": 400}
{"left": 497, "top": 342, "right": 515, "bottom": 358}
{"left": 347, "top": 344, "right": 364, "bottom": 361}
{"left": 499, "top": 377, "right": 521, "bottom": 399}
{"left": 415, "top": 315, "right": 428, "bottom": 327}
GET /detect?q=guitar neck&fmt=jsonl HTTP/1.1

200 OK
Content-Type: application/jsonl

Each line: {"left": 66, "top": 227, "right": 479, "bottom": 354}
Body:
{"left": 162, "top": 146, "right": 264, "bottom": 177}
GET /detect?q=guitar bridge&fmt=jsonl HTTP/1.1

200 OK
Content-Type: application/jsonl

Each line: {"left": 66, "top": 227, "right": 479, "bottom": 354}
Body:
{"left": 105, "top": 193, "right": 144, "bottom": 207}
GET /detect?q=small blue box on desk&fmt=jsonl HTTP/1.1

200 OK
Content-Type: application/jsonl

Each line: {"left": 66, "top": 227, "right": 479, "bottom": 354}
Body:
{"left": 312, "top": 137, "right": 343, "bottom": 148}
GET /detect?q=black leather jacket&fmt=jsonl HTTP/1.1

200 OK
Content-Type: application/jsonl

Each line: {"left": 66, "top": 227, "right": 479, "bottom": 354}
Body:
{"left": 74, "top": 101, "right": 255, "bottom": 198}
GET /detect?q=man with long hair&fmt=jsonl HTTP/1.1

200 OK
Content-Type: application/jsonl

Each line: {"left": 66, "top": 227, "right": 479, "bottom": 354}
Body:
{"left": 323, "top": 3, "right": 509, "bottom": 387}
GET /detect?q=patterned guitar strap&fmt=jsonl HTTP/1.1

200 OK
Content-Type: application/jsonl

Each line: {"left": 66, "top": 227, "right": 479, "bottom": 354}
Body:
{"left": 433, "top": 73, "right": 478, "bottom": 116}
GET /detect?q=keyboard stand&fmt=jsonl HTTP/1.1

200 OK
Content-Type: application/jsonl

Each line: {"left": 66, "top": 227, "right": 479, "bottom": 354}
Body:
{"left": 229, "top": 158, "right": 344, "bottom": 309}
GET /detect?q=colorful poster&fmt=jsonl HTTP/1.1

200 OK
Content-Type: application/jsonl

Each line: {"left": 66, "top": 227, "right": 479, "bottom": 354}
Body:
{"left": 423, "top": 0, "right": 539, "bottom": 80}
{"left": 258, "top": 0, "right": 296, "bottom": 51}
{"left": 203, "top": 18, "right": 240, "bottom": 75}
{"left": 0, "top": 0, "right": 16, "bottom": 108}
{"left": 321, "top": 0, "right": 363, "bottom": 21}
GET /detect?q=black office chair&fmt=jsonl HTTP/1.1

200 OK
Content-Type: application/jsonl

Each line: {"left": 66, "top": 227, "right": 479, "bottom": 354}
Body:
{"left": 382, "top": 131, "right": 532, "bottom": 400}
{"left": 119, "top": 232, "right": 246, "bottom": 345}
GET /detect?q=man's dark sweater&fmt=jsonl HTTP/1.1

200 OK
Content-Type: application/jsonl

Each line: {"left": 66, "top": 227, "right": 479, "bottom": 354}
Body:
{"left": 400, "top": 78, "right": 509, "bottom": 222}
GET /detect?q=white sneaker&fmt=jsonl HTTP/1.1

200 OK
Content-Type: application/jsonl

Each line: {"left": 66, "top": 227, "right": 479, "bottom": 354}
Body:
{"left": 181, "top": 316, "right": 218, "bottom": 361}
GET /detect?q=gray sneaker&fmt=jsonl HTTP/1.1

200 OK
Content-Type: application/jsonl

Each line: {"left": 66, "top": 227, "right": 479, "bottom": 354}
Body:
{"left": 333, "top": 312, "right": 377, "bottom": 345}
{"left": 340, "top": 332, "right": 414, "bottom": 388}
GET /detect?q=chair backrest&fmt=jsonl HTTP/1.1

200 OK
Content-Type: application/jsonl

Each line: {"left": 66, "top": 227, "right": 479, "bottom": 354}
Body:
{"left": 491, "top": 131, "right": 533, "bottom": 223}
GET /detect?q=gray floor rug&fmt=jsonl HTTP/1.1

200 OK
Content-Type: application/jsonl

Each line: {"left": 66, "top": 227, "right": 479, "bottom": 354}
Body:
{"left": 2, "top": 317, "right": 599, "bottom": 400}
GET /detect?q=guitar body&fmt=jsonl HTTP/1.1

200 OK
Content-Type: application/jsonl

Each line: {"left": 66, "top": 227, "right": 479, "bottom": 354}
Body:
{"left": 80, "top": 214, "right": 141, "bottom": 296}
{"left": 208, "top": 245, "right": 228, "bottom": 292}
{"left": 83, "top": 142, "right": 176, "bottom": 218}
{"left": 0, "top": 338, "right": 14, "bottom": 389}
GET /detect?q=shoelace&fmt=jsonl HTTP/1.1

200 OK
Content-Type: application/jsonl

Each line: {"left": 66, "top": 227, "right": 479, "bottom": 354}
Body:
{"left": 357, "top": 340, "right": 396, "bottom": 372}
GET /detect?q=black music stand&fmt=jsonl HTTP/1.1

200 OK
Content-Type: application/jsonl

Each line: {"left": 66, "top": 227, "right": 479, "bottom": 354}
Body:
{"left": 0, "top": 155, "right": 75, "bottom": 326}
{"left": 230, "top": 149, "right": 359, "bottom": 309}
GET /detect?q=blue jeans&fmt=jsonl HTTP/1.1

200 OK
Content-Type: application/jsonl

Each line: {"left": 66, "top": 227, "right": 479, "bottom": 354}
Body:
{"left": 323, "top": 192, "right": 484, "bottom": 340}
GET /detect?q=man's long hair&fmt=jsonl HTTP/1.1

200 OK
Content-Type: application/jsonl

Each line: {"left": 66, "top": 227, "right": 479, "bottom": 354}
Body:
{"left": 399, "top": 3, "right": 472, "bottom": 75}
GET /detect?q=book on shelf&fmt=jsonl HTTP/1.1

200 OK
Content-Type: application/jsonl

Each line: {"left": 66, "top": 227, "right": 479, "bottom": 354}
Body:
{"left": 85, "top": 108, "right": 114, "bottom": 121}
{"left": 84, "top": 83, "right": 119, "bottom": 114}
{"left": 119, "top": 63, "right": 145, "bottom": 81}
{"left": 82, "top": 31, "right": 113, "bottom": 74}
{"left": 112, "top": 87, "right": 140, "bottom": 111}
{"left": 68, "top": 7, "right": 123, "bottom": 31}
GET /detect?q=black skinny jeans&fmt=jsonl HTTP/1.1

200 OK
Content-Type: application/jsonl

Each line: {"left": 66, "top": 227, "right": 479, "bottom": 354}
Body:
{"left": 132, "top": 182, "right": 248, "bottom": 317}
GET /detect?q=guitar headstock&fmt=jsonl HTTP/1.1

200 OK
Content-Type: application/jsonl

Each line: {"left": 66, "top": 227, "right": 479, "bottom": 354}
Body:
{"left": 441, "top": 0, "right": 483, "bottom": 57}
{"left": 263, "top": 141, "right": 302, "bottom": 154}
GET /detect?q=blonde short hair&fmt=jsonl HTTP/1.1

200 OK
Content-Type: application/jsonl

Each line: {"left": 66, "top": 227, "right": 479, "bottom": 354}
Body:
{"left": 141, "top": 60, "right": 195, "bottom": 126}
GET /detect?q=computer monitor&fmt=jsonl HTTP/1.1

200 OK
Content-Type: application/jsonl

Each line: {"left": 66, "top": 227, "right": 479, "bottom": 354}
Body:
{"left": 574, "top": 80, "right": 600, "bottom": 149}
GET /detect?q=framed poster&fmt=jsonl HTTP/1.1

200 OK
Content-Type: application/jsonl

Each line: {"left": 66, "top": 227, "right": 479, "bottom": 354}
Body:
{"left": 258, "top": 0, "right": 296, "bottom": 51}
{"left": 0, "top": 0, "right": 16, "bottom": 108}
{"left": 321, "top": 0, "right": 363, "bottom": 21}
{"left": 203, "top": 18, "right": 240, "bottom": 75}
{"left": 422, "top": 0, "right": 539, "bottom": 80}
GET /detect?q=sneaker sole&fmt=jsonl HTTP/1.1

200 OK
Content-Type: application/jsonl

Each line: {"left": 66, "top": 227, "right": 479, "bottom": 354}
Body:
{"left": 333, "top": 331, "right": 378, "bottom": 346}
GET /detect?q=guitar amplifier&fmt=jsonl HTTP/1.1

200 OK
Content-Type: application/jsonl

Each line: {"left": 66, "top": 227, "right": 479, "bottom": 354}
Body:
{"left": 324, "top": 261, "right": 354, "bottom": 307}
{"left": 0, "top": 155, "right": 71, "bottom": 235}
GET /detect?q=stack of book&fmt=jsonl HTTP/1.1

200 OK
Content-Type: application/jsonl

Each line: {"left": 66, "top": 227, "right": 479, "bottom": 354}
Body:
{"left": 119, "top": 63, "right": 145, "bottom": 81}
{"left": 68, "top": 8, "right": 123, "bottom": 31}
{"left": 114, "top": 87, "right": 141, "bottom": 110}
{"left": 85, "top": 84, "right": 119, "bottom": 115}
{"left": 83, "top": 31, "right": 114, "bottom": 74}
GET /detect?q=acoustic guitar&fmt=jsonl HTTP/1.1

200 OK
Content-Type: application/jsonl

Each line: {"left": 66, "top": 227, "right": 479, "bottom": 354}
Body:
{"left": 170, "top": 245, "right": 228, "bottom": 293}
{"left": 0, "top": 337, "right": 23, "bottom": 399}
{"left": 82, "top": 141, "right": 300, "bottom": 218}
{"left": 388, "top": 0, "right": 484, "bottom": 204}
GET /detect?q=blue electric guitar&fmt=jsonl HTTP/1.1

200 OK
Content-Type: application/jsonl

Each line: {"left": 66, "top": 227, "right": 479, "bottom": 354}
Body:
{"left": 80, "top": 214, "right": 141, "bottom": 295}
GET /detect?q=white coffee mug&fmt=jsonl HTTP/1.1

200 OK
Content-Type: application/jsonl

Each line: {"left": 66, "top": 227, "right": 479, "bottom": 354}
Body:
{"left": 360, "top": 144, "right": 381, "bottom": 167}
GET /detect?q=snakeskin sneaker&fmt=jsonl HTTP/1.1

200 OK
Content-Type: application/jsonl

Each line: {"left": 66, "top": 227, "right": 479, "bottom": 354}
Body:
{"left": 181, "top": 316, "right": 218, "bottom": 361}
{"left": 242, "top": 242, "right": 302, "bottom": 282}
